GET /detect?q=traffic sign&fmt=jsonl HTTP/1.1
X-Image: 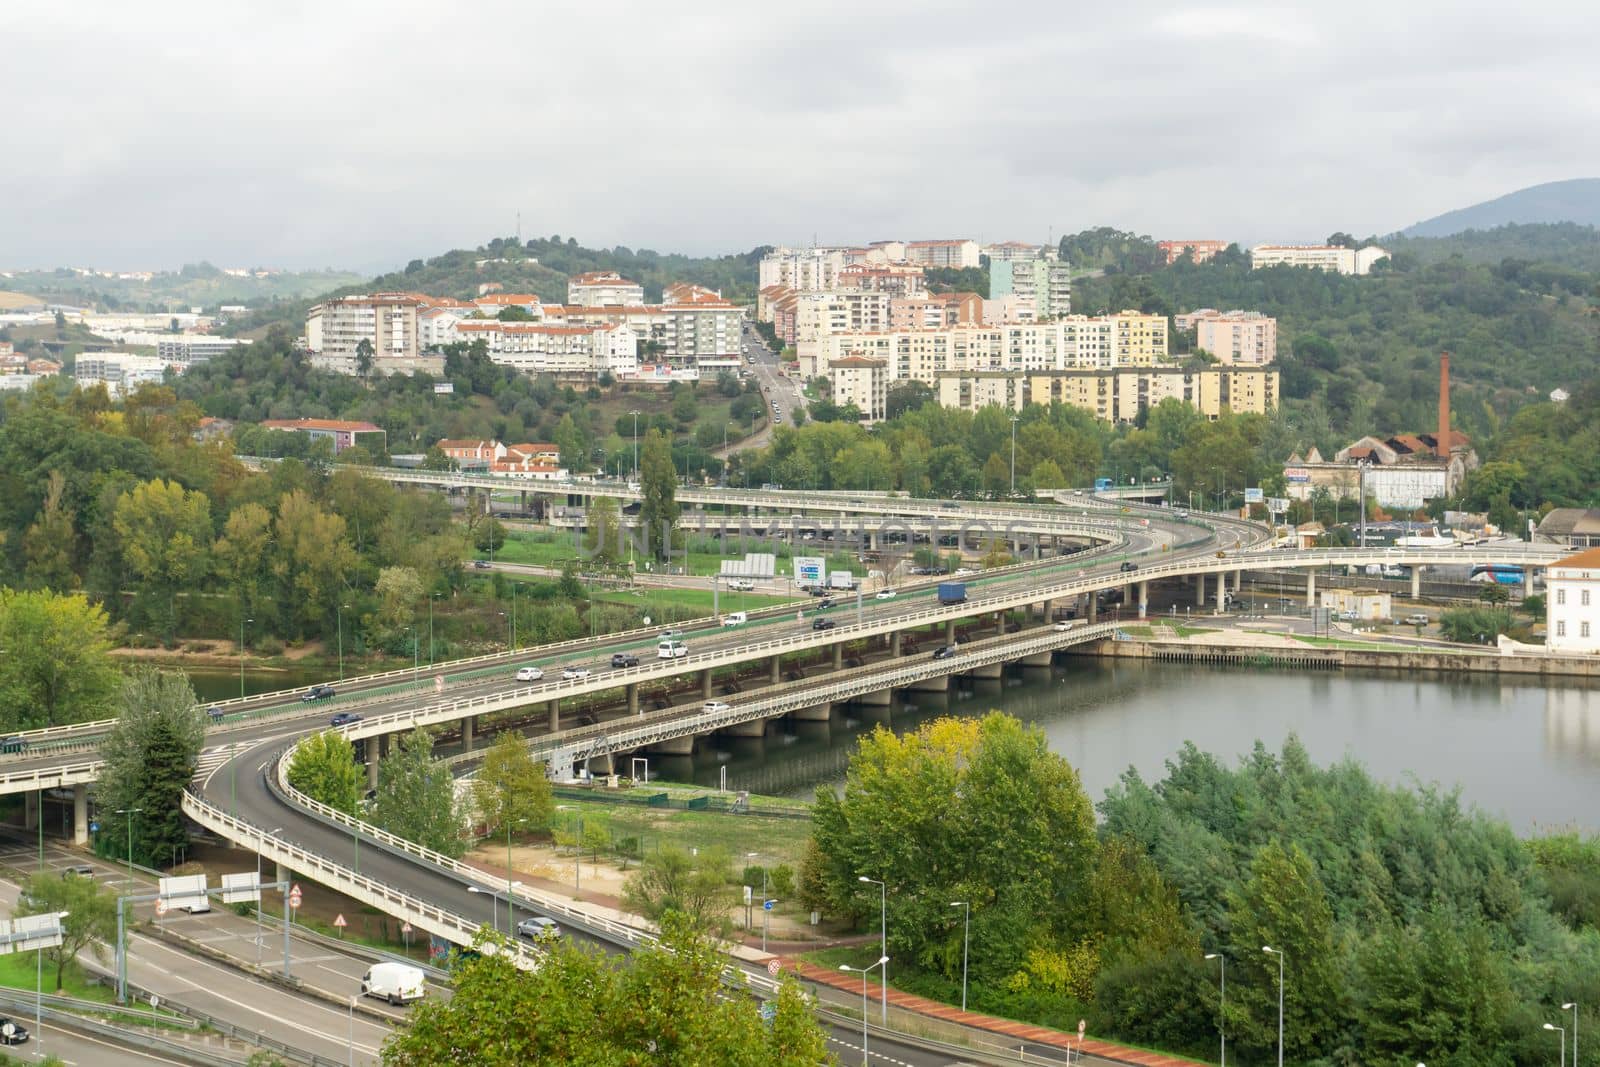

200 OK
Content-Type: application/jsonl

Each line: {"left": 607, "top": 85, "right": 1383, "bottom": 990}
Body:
{"left": 89, "top": 821, "right": 99, "bottom": 834}
{"left": 763, "top": 899, "right": 775, "bottom": 911}
{"left": 1078, "top": 1019, "right": 1087, "bottom": 1037}
{"left": 333, "top": 914, "right": 347, "bottom": 936}
{"left": 289, "top": 884, "right": 303, "bottom": 910}
{"left": 155, "top": 899, "right": 169, "bottom": 916}
{"left": 401, "top": 922, "right": 413, "bottom": 935}
{"left": 766, "top": 958, "right": 781, "bottom": 977}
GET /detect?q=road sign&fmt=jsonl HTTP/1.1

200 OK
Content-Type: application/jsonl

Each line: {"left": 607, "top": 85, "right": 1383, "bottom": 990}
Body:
{"left": 401, "top": 922, "right": 412, "bottom": 935}
{"left": 154, "top": 899, "right": 168, "bottom": 916}
{"left": 289, "top": 884, "right": 302, "bottom": 910}
{"left": 333, "top": 914, "right": 347, "bottom": 936}
{"left": 89, "top": 821, "right": 99, "bottom": 834}
{"left": 763, "top": 899, "right": 775, "bottom": 911}
{"left": 767, "top": 958, "right": 781, "bottom": 977}
{"left": 1078, "top": 1019, "right": 1087, "bottom": 1037}
{"left": 743, "top": 885, "right": 752, "bottom": 906}
{"left": 759, "top": 1002, "right": 776, "bottom": 1025}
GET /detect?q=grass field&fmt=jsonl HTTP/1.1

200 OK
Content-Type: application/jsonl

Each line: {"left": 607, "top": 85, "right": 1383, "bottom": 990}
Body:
{"left": 550, "top": 802, "right": 812, "bottom": 872}
{"left": 0, "top": 951, "right": 110, "bottom": 1002}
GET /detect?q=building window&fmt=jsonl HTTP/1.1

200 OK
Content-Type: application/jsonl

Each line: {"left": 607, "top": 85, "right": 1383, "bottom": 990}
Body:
{"left": 1585, "top": 622, "right": 1593, "bottom": 639}
{"left": 1557, "top": 621, "right": 1567, "bottom": 637}
{"left": 1557, "top": 589, "right": 1567, "bottom": 605}
{"left": 1585, "top": 590, "right": 1592, "bottom": 607}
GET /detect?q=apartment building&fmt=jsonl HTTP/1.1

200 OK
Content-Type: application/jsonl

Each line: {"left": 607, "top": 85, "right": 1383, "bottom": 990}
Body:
{"left": 305, "top": 293, "right": 424, "bottom": 366}
{"left": 450, "top": 321, "right": 638, "bottom": 377}
{"left": 989, "top": 255, "right": 1072, "bottom": 319}
{"left": 260, "top": 418, "right": 385, "bottom": 454}
{"left": 154, "top": 336, "right": 252, "bottom": 364}
{"left": 758, "top": 247, "right": 847, "bottom": 292}
{"left": 1020, "top": 366, "right": 1279, "bottom": 422}
{"left": 1548, "top": 548, "right": 1600, "bottom": 654}
{"left": 74, "top": 353, "right": 169, "bottom": 397}
{"left": 473, "top": 293, "right": 544, "bottom": 316}
{"left": 567, "top": 271, "right": 645, "bottom": 307}
{"left": 1250, "top": 245, "right": 1389, "bottom": 275}
{"left": 1158, "top": 240, "right": 1229, "bottom": 264}
{"left": 1175, "top": 309, "right": 1278, "bottom": 366}
{"left": 903, "top": 239, "right": 981, "bottom": 270}
{"left": 982, "top": 241, "right": 1044, "bottom": 263}
{"left": 836, "top": 263, "right": 926, "bottom": 297}
{"left": 828, "top": 357, "right": 890, "bottom": 421}
{"left": 888, "top": 293, "right": 981, "bottom": 331}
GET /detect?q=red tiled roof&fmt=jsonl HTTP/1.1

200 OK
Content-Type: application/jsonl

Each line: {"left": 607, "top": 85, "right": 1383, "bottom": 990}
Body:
{"left": 1555, "top": 547, "right": 1600, "bottom": 570}
{"left": 261, "top": 418, "right": 382, "bottom": 433}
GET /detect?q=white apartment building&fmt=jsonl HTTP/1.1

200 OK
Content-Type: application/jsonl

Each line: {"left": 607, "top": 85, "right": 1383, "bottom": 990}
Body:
{"left": 450, "top": 321, "right": 637, "bottom": 377}
{"left": 155, "top": 336, "right": 252, "bottom": 364}
{"left": 828, "top": 357, "right": 889, "bottom": 420}
{"left": 1176, "top": 309, "right": 1278, "bottom": 366}
{"left": 1250, "top": 245, "right": 1389, "bottom": 275}
{"left": 990, "top": 254, "right": 1072, "bottom": 320}
{"left": 903, "top": 239, "right": 981, "bottom": 270}
{"left": 982, "top": 241, "right": 1044, "bottom": 263}
{"left": 75, "top": 353, "right": 170, "bottom": 397}
{"left": 305, "top": 293, "right": 423, "bottom": 365}
{"left": 758, "top": 247, "right": 848, "bottom": 292}
{"left": 935, "top": 366, "right": 1279, "bottom": 423}
{"left": 1548, "top": 548, "right": 1600, "bottom": 654}
{"left": 567, "top": 271, "right": 645, "bottom": 307}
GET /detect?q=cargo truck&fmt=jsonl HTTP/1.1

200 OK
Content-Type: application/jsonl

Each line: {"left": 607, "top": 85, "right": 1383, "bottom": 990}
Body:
{"left": 937, "top": 582, "right": 967, "bottom": 605}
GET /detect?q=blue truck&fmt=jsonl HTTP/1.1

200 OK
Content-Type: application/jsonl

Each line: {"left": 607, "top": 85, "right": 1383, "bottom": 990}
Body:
{"left": 937, "top": 582, "right": 967, "bottom": 605}
{"left": 1094, "top": 477, "right": 1113, "bottom": 491}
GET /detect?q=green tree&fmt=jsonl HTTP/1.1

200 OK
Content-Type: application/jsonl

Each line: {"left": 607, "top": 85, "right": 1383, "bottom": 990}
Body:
{"left": 96, "top": 668, "right": 206, "bottom": 868}
{"left": 372, "top": 728, "right": 467, "bottom": 859}
{"left": 420, "top": 445, "right": 455, "bottom": 472}
{"left": 638, "top": 428, "right": 679, "bottom": 561}
{"left": 470, "top": 730, "right": 554, "bottom": 836}
{"left": 621, "top": 845, "right": 736, "bottom": 937}
{"left": 286, "top": 730, "right": 363, "bottom": 816}
{"left": 355, "top": 337, "right": 374, "bottom": 379}
{"left": 112, "top": 478, "right": 213, "bottom": 640}
{"left": 273, "top": 490, "right": 358, "bottom": 636}
{"left": 582, "top": 494, "right": 624, "bottom": 567}
{"left": 15, "top": 870, "right": 118, "bottom": 991}
{"left": 0, "top": 588, "right": 119, "bottom": 730}
{"left": 383, "top": 914, "right": 831, "bottom": 1066}
{"left": 22, "top": 470, "right": 78, "bottom": 590}
{"left": 374, "top": 565, "right": 424, "bottom": 633}
{"left": 554, "top": 412, "right": 586, "bottom": 474}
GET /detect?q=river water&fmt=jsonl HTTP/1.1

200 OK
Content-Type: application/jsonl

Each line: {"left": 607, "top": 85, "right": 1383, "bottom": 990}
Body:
{"left": 659, "top": 660, "right": 1600, "bottom": 833}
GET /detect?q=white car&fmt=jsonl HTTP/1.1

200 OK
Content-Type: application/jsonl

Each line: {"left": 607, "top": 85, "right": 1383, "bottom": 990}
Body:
{"left": 657, "top": 641, "right": 689, "bottom": 659}
{"left": 874, "top": 589, "right": 897, "bottom": 600}
{"left": 702, "top": 700, "right": 731, "bottom": 714}
{"left": 515, "top": 666, "right": 544, "bottom": 682}
{"left": 561, "top": 666, "right": 591, "bottom": 680}
{"left": 1052, "top": 620, "right": 1080, "bottom": 632}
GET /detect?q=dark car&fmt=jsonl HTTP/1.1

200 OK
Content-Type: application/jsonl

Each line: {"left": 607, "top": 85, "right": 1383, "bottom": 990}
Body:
{"left": 0, "top": 1018, "right": 27, "bottom": 1045}
{"left": 301, "top": 685, "right": 337, "bottom": 703}
{"left": 611, "top": 652, "right": 640, "bottom": 668}
{"left": 932, "top": 645, "right": 958, "bottom": 660}
{"left": 816, "top": 597, "right": 834, "bottom": 610}
{"left": 472, "top": 559, "right": 492, "bottom": 569}
{"left": 0, "top": 735, "right": 28, "bottom": 755}
{"left": 811, "top": 618, "right": 836, "bottom": 631}
{"left": 206, "top": 705, "right": 225, "bottom": 723}
{"left": 1119, "top": 561, "right": 1139, "bottom": 572}
{"left": 330, "top": 711, "right": 363, "bottom": 727}
{"left": 808, "top": 586, "right": 829, "bottom": 597}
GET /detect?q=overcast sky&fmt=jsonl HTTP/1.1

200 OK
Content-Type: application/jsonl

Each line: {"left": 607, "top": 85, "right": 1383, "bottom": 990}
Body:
{"left": 4, "top": 1, "right": 1596, "bottom": 272}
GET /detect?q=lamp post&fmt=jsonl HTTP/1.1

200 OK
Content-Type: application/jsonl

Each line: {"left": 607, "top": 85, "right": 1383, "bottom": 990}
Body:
{"left": 950, "top": 901, "right": 970, "bottom": 1012}
{"left": 1563, "top": 1001, "right": 1577, "bottom": 1067}
{"left": 239, "top": 616, "right": 253, "bottom": 699}
{"left": 256, "top": 827, "right": 281, "bottom": 967}
{"left": 36, "top": 908, "right": 66, "bottom": 1063}
{"left": 506, "top": 815, "right": 526, "bottom": 934}
{"left": 467, "top": 886, "right": 498, "bottom": 935}
{"left": 630, "top": 410, "right": 641, "bottom": 478}
{"left": 337, "top": 604, "right": 348, "bottom": 680}
{"left": 840, "top": 956, "right": 889, "bottom": 1067}
{"left": 407, "top": 626, "right": 419, "bottom": 688}
{"left": 1009, "top": 416, "right": 1019, "bottom": 496}
{"left": 1263, "top": 945, "right": 1284, "bottom": 1067}
{"left": 1547, "top": 1023, "right": 1566, "bottom": 1067}
{"left": 114, "top": 808, "right": 142, "bottom": 883}
{"left": 511, "top": 582, "right": 518, "bottom": 651}
{"left": 858, "top": 876, "right": 887, "bottom": 1023}
{"left": 1205, "top": 952, "right": 1227, "bottom": 1066}
{"left": 428, "top": 594, "right": 438, "bottom": 668}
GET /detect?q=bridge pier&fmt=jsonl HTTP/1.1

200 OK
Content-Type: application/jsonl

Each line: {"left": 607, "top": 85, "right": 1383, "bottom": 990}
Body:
{"left": 548, "top": 699, "right": 560, "bottom": 732}
{"left": 769, "top": 656, "right": 782, "bottom": 684}
{"left": 789, "top": 702, "right": 832, "bottom": 722}
{"left": 1524, "top": 567, "right": 1535, "bottom": 598}
{"left": 1306, "top": 571, "right": 1316, "bottom": 608}
{"left": 461, "top": 716, "right": 474, "bottom": 753}
{"left": 1018, "top": 652, "right": 1053, "bottom": 668}
{"left": 1411, "top": 569, "right": 1421, "bottom": 600}
{"left": 701, "top": 669, "right": 715, "bottom": 699}
{"left": 724, "top": 718, "right": 766, "bottom": 739}
{"left": 627, "top": 683, "right": 639, "bottom": 715}
{"left": 856, "top": 689, "right": 893, "bottom": 707}
{"left": 368, "top": 756, "right": 378, "bottom": 790}
{"left": 1216, "top": 570, "right": 1227, "bottom": 614}
{"left": 73, "top": 784, "right": 88, "bottom": 846}
{"left": 994, "top": 611, "right": 1005, "bottom": 635}
{"left": 648, "top": 735, "right": 696, "bottom": 756}
{"left": 891, "top": 631, "right": 903, "bottom": 657}
{"left": 1195, "top": 573, "right": 1205, "bottom": 606}
{"left": 833, "top": 643, "right": 844, "bottom": 670}
{"left": 945, "top": 620, "right": 957, "bottom": 644}
{"left": 23, "top": 791, "right": 37, "bottom": 831}
{"left": 906, "top": 675, "right": 948, "bottom": 692}
{"left": 1137, "top": 581, "right": 1148, "bottom": 619}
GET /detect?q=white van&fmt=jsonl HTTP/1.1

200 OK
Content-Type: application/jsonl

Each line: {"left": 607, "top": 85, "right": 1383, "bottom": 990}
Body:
{"left": 657, "top": 640, "right": 689, "bottom": 659}
{"left": 361, "top": 961, "right": 427, "bottom": 1006}
{"left": 721, "top": 612, "right": 747, "bottom": 627}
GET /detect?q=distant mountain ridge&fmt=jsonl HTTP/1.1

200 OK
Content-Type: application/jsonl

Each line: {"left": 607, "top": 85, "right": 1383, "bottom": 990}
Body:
{"left": 1403, "top": 178, "right": 1600, "bottom": 237}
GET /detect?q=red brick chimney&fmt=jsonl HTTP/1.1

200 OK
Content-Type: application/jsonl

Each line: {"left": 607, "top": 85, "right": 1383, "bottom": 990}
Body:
{"left": 1438, "top": 352, "right": 1451, "bottom": 457}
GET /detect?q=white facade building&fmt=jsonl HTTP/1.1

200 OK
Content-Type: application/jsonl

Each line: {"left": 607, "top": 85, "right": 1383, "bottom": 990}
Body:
{"left": 449, "top": 321, "right": 637, "bottom": 377}
{"left": 1250, "top": 245, "right": 1389, "bottom": 275}
{"left": 305, "top": 293, "right": 423, "bottom": 365}
{"left": 567, "top": 271, "right": 645, "bottom": 307}
{"left": 903, "top": 239, "right": 981, "bottom": 269}
{"left": 155, "top": 336, "right": 252, "bottom": 364}
{"left": 75, "top": 353, "right": 170, "bottom": 397}
{"left": 758, "top": 248, "right": 848, "bottom": 292}
{"left": 1548, "top": 548, "right": 1600, "bottom": 654}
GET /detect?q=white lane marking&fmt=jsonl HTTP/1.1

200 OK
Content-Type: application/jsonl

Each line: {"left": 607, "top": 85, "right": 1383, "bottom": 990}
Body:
{"left": 43, "top": 1023, "right": 201, "bottom": 1066}
{"left": 826, "top": 1035, "right": 915, "bottom": 1066}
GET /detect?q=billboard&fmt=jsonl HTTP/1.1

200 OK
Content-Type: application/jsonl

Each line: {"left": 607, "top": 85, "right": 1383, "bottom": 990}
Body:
{"left": 159, "top": 874, "right": 209, "bottom": 910}
{"left": 433, "top": 382, "right": 454, "bottom": 394}
{"left": 1244, "top": 487, "right": 1265, "bottom": 504}
{"left": 793, "top": 556, "right": 825, "bottom": 586}
{"left": 1284, "top": 467, "right": 1311, "bottom": 484}
{"left": 221, "top": 871, "right": 261, "bottom": 904}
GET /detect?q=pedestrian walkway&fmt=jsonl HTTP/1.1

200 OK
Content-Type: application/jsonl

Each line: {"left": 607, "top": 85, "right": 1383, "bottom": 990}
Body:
{"left": 779, "top": 957, "right": 1210, "bottom": 1067}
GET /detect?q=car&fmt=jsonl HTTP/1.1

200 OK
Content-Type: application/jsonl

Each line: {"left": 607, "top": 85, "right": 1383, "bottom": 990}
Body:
{"left": 610, "top": 653, "right": 640, "bottom": 668}
{"left": 817, "top": 597, "right": 834, "bottom": 610}
{"left": 0, "top": 735, "right": 28, "bottom": 755}
{"left": 329, "top": 711, "right": 364, "bottom": 727}
{"left": 61, "top": 864, "right": 95, "bottom": 879}
{"left": 932, "top": 645, "right": 958, "bottom": 660}
{"left": 727, "top": 578, "right": 755, "bottom": 592}
{"left": 515, "top": 666, "right": 545, "bottom": 682}
{"left": 1053, "top": 620, "right": 1081, "bottom": 632}
{"left": 874, "top": 589, "right": 897, "bottom": 600}
{"left": 561, "top": 666, "right": 592, "bottom": 681}
{"left": 0, "top": 1017, "right": 28, "bottom": 1045}
{"left": 658, "top": 629, "right": 685, "bottom": 642}
{"left": 206, "top": 704, "right": 225, "bottom": 723}
{"left": 1405, "top": 613, "right": 1431, "bottom": 626}
{"left": 657, "top": 641, "right": 689, "bottom": 659}
{"left": 301, "top": 685, "right": 337, "bottom": 703}
{"left": 721, "top": 611, "right": 748, "bottom": 627}
{"left": 811, "top": 618, "right": 836, "bottom": 631}
{"left": 472, "top": 559, "right": 492, "bottom": 569}
{"left": 703, "top": 700, "right": 732, "bottom": 714}
{"left": 516, "top": 916, "right": 561, "bottom": 941}
{"left": 1120, "top": 561, "right": 1139, "bottom": 572}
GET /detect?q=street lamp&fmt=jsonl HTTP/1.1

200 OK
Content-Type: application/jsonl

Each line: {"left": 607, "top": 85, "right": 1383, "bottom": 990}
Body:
{"left": 950, "top": 901, "right": 970, "bottom": 1012}
{"left": 1546, "top": 1023, "right": 1566, "bottom": 1067}
{"left": 511, "top": 582, "right": 518, "bottom": 651}
{"left": 858, "top": 876, "right": 888, "bottom": 1023}
{"left": 406, "top": 626, "right": 419, "bottom": 688}
{"left": 337, "top": 604, "right": 349, "bottom": 680}
{"left": 428, "top": 593, "right": 439, "bottom": 668}
{"left": 630, "top": 410, "right": 641, "bottom": 478}
{"left": 114, "top": 808, "right": 142, "bottom": 883}
{"left": 1009, "top": 416, "right": 1019, "bottom": 496}
{"left": 35, "top": 908, "right": 66, "bottom": 1062}
{"left": 239, "top": 616, "right": 253, "bottom": 699}
{"left": 840, "top": 956, "right": 889, "bottom": 1067}
{"left": 1263, "top": 945, "right": 1285, "bottom": 1067}
{"left": 1205, "top": 952, "right": 1227, "bottom": 1066}
{"left": 467, "top": 886, "right": 498, "bottom": 935}
{"left": 1563, "top": 1002, "right": 1577, "bottom": 1067}
{"left": 256, "top": 827, "right": 281, "bottom": 967}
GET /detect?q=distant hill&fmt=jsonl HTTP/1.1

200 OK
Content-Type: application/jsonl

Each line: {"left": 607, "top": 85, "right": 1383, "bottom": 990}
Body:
{"left": 1403, "top": 178, "right": 1600, "bottom": 237}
